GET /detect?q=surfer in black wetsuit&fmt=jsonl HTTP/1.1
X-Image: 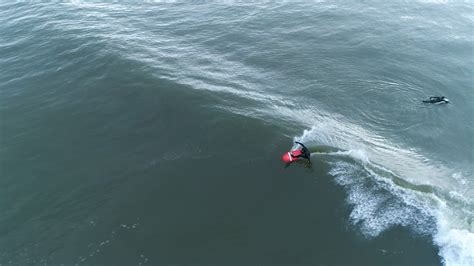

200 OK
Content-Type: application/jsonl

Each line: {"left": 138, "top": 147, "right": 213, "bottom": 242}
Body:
{"left": 294, "top": 141, "right": 311, "bottom": 162}
{"left": 423, "top": 96, "right": 449, "bottom": 104}
{"left": 282, "top": 141, "right": 311, "bottom": 164}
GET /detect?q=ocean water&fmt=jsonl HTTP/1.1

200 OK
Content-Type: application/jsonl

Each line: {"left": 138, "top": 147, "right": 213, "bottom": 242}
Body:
{"left": 0, "top": 1, "right": 472, "bottom": 265}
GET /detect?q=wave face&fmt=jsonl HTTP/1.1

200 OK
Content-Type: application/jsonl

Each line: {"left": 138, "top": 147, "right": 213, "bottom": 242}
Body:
{"left": 296, "top": 123, "right": 473, "bottom": 266}
{"left": 0, "top": 1, "right": 472, "bottom": 265}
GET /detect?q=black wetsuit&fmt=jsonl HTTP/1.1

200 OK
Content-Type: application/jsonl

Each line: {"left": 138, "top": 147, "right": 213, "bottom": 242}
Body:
{"left": 294, "top": 141, "right": 311, "bottom": 162}
{"left": 423, "top": 96, "right": 448, "bottom": 103}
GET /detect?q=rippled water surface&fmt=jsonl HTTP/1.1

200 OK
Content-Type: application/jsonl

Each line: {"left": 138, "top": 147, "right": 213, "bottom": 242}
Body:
{"left": 0, "top": 1, "right": 473, "bottom": 265}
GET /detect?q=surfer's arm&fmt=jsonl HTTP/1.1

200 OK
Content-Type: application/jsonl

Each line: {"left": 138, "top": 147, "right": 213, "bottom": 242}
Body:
{"left": 294, "top": 141, "right": 305, "bottom": 147}
{"left": 295, "top": 141, "right": 308, "bottom": 152}
{"left": 294, "top": 141, "right": 311, "bottom": 161}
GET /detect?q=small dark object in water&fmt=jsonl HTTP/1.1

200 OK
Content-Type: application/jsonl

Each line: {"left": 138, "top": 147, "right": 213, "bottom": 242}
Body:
{"left": 422, "top": 96, "right": 450, "bottom": 104}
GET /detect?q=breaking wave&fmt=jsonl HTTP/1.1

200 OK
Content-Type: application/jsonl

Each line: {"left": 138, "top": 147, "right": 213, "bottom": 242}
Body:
{"left": 296, "top": 125, "right": 473, "bottom": 266}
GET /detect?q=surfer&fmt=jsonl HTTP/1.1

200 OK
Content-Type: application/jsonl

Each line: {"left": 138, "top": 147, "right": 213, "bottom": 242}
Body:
{"left": 282, "top": 141, "right": 311, "bottom": 164}
{"left": 422, "top": 96, "right": 449, "bottom": 104}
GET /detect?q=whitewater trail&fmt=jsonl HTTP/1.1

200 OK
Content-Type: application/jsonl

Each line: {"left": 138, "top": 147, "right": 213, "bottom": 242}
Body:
{"left": 295, "top": 124, "right": 473, "bottom": 266}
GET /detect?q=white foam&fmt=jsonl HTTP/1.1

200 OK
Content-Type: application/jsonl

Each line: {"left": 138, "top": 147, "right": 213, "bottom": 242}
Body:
{"left": 452, "top": 172, "right": 469, "bottom": 186}
{"left": 435, "top": 210, "right": 474, "bottom": 266}
{"left": 400, "top": 15, "right": 416, "bottom": 21}
{"left": 299, "top": 122, "right": 473, "bottom": 266}
{"left": 329, "top": 161, "right": 435, "bottom": 238}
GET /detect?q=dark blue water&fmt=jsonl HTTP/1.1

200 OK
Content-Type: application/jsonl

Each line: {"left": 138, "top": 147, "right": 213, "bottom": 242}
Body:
{"left": 1, "top": 2, "right": 472, "bottom": 265}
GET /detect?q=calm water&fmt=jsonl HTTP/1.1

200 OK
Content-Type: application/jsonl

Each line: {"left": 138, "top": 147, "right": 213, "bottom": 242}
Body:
{"left": 0, "top": 1, "right": 473, "bottom": 265}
